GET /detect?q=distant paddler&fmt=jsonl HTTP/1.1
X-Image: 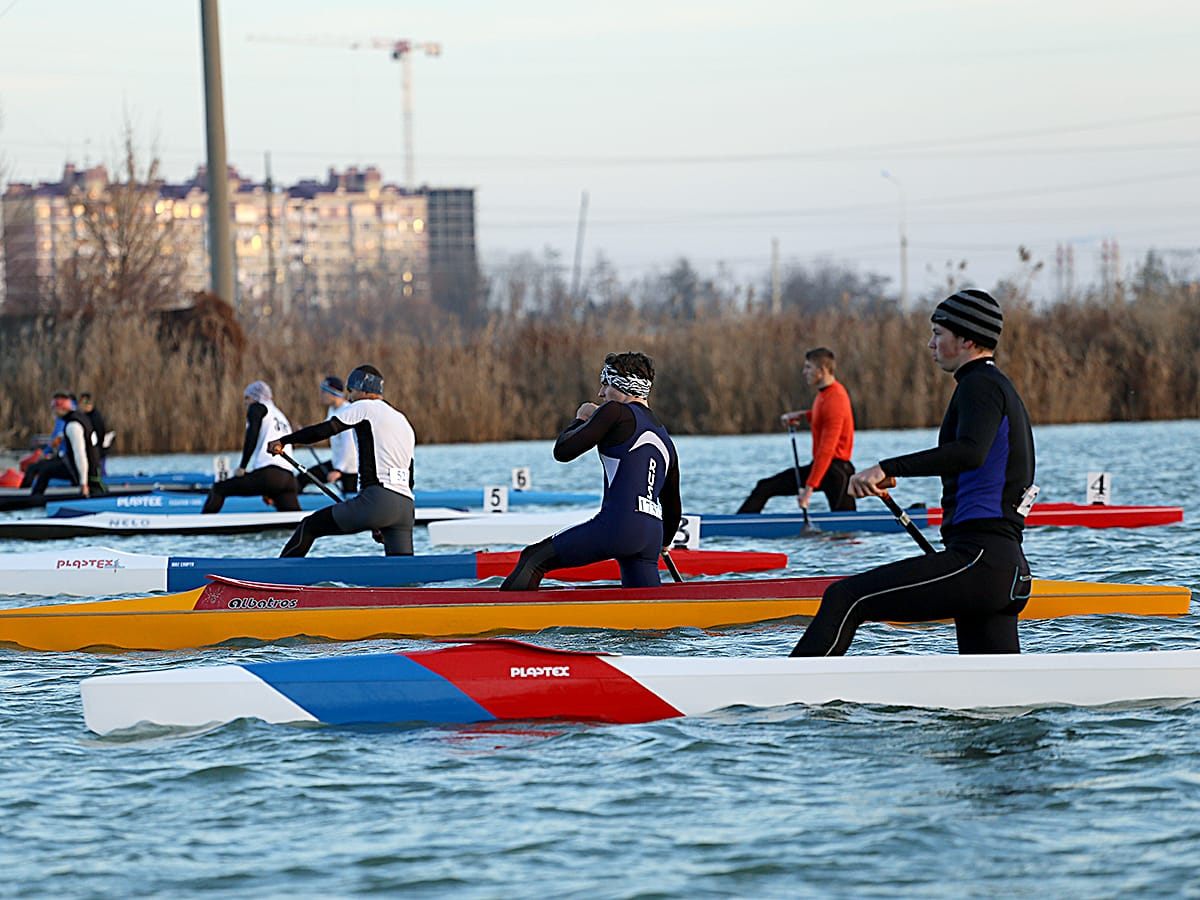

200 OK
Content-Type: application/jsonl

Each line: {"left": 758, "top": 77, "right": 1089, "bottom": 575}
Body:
{"left": 269, "top": 365, "right": 417, "bottom": 557}
{"left": 737, "top": 347, "right": 857, "bottom": 514}
{"left": 791, "top": 289, "right": 1037, "bottom": 657}
{"left": 304, "top": 375, "right": 360, "bottom": 495}
{"left": 501, "top": 351, "right": 681, "bottom": 590}
{"left": 22, "top": 391, "right": 106, "bottom": 497}
{"left": 201, "top": 381, "right": 299, "bottom": 514}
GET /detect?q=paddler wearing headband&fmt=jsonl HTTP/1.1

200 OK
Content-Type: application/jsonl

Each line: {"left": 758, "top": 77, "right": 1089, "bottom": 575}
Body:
{"left": 790, "top": 289, "right": 1037, "bottom": 657}
{"left": 501, "top": 351, "right": 682, "bottom": 590}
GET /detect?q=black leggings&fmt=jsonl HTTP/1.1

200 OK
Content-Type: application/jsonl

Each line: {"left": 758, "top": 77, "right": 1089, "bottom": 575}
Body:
{"left": 201, "top": 466, "right": 300, "bottom": 513}
{"left": 737, "top": 458, "right": 856, "bottom": 514}
{"left": 499, "top": 537, "right": 562, "bottom": 591}
{"left": 790, "top": 534, "right": 1032, "bottom": 656}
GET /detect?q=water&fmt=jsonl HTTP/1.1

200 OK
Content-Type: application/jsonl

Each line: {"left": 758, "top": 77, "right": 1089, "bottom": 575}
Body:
{"left": 3, "top": 421, "right": 1200, "bottom": 897}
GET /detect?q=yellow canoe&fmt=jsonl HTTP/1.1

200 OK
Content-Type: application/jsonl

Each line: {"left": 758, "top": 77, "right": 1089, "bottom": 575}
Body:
{"left": 0, "top": 575, "right": 1190, "bottom": 653}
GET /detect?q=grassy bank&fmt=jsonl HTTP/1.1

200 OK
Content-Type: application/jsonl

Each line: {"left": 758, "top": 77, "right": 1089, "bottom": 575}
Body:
{"left": 2, "top": 288, "right": 1198, "bottom": 453}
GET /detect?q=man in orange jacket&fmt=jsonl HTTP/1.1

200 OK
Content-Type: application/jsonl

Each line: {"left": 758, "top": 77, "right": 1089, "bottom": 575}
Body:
{"left": 737, "top": 347, "right": 856, "bottom": 513}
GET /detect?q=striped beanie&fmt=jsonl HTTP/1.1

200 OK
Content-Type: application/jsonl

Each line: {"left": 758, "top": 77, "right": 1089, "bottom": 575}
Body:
{"left": 931, "top": 289, "right": 1002, "bottom": 349}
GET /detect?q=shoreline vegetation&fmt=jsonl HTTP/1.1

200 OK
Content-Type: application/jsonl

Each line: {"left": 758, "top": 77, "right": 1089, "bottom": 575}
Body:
{"left": 2, "top": 278, "right": 1198, "bottom": 454}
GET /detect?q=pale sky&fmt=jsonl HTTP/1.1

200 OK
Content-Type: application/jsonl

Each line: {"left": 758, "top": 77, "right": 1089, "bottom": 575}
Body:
{"left": 2, "top": 0, "right": 1199, "bottom": 299}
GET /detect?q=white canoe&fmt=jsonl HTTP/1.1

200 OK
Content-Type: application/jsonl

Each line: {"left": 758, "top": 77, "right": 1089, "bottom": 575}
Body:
{"left": 0, "top": 507, "right": 477, "bottom": 540}
{"left": 427, "top": 511, "right": 591, "bottom": 546}
{"left": 81, "top": 640, "right": 1200, "bottom": 735}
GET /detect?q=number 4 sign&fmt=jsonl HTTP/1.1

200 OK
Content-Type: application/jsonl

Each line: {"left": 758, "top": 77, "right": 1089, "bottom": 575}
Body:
{"left": 1087, "top": 472, "right": 1111, "bottom": 505}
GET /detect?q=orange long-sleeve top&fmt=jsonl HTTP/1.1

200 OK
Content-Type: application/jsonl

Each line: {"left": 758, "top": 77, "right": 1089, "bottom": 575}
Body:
{"left": 803, "top": 380, "right": 855, "bottom": 488}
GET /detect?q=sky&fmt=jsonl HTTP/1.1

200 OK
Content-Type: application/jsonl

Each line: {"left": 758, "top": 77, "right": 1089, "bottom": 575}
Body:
{"left": 2, "top": 0, "right": 1199, "bottom": 300}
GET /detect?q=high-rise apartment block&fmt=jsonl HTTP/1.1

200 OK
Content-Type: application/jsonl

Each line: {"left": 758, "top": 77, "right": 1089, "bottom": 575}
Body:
{"left": 1, "top": 163, "right": 477, "bottom": 317}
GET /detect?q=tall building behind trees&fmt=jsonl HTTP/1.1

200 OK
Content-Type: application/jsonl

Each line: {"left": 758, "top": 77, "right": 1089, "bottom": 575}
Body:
{"left": 1, "top": 162, "right": 478, "bottom": 319}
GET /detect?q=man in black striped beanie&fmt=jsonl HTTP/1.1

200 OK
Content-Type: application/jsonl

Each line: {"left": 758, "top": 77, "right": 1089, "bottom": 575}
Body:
{"left": 930, "top": 288, "right": 1003, "bottom": 351}
{"left": 790, "top": 286, "right": 1037, "bottom": 658}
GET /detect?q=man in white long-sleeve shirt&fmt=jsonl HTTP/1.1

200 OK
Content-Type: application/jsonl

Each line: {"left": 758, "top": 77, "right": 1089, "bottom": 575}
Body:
{"left": 25, "top": 392, "right": 105, "bottom": 496}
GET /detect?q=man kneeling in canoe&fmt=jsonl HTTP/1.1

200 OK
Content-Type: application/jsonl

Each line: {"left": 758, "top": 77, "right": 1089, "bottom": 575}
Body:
{"left": 791, "top": 290, "right": 1037, "bottom": 656}
{"left": 501, "top": 352, "right": 681, "bottom": 590}
{"left": 269, "top": 365, "right": 417, "bottom": 557}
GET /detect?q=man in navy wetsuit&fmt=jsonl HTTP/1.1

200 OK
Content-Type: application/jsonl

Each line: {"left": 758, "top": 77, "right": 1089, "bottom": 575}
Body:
{"left": 791, "top": 289, "right": 1037, "bottom": 656}
{"left": 501, "top": 351, "right": 682, "bottom": 590}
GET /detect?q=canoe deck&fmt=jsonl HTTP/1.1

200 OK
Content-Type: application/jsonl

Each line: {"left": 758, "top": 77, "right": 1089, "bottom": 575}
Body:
{"left": 80, "top": 640, "right": 1200, "bottom": 735}
{"left": 0, "top": 574, "right": 1189, "bottom": 652}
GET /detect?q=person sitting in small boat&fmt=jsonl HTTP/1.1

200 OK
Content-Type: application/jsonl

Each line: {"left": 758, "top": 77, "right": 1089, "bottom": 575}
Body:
{"left": 201, "top": 381, "right": 299, "bottom": 513}
{"left": 790, "top": 290, "right": 1036, "bottom": 657}
{"left": 501, "top": 351, "right": 681, "bottom": 590}
{"left": 737, "top": 346, "right": 856, "bottom": 514}
{"left": 270, "top": 365, "right": 417, "bottom": 557}
{"left": 21, "top": 391, "right": 106, "bottom": 497}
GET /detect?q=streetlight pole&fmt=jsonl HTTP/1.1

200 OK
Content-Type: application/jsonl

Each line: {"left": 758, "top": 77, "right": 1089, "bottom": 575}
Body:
{"left": 881, "top": 170, "right": 908, "bottom": 307}
{"left": 200, "top": 0, "right": 235, "bottom": 307}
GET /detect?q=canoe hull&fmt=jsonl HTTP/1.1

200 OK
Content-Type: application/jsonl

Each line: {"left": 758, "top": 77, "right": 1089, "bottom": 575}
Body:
{"left": 1, "top": 574, "right": 1189, "bottom": 652}
{"left": 81, "top": 641, "right": 1200, "bottom": 735}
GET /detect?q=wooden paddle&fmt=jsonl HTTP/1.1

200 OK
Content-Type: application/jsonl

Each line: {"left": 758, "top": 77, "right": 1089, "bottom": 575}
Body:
{"left": 661, "top": 548, "right": 684, "bottom": 583}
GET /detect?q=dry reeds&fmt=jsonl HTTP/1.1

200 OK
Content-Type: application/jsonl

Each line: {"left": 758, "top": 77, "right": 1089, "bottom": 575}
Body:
{"left": 2, "top": 286, "right": 1199, "bottom": 453}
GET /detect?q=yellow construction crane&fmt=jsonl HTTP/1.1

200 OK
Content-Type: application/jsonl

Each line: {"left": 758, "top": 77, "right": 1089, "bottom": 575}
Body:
{"left": 248, "top": 34, "right": 442, "bottom": 191}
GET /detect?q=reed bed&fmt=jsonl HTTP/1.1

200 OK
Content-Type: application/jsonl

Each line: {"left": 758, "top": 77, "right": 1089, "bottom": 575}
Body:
{"left": 2, "top": 288, "right": 1199, "bottom": 453}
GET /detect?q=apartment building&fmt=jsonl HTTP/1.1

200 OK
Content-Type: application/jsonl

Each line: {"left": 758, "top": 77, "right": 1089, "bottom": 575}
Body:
{"left": 1, "top": 163, "right": 476, "bottom": 317}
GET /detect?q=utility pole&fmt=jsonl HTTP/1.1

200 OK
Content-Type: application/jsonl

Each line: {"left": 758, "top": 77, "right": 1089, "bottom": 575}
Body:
{"left": 881, "top": 170, "right": 908, "bottom": 307}
{"left": 570, "top": 191, "right": 589, "bottom": 303}
{"left": 200, "top": 0, "right": 235, "bottom": 307}
{"left": 770, "top": 237, "right": 781, "bottom": 313}
{"left": 264, "top": 151, "right": 276, "bottom": 314}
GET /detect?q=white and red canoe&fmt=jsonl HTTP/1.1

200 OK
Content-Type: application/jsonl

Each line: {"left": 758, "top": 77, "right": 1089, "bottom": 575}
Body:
{"left": 81, "top": 639, "right": 1200, "bottom": 735}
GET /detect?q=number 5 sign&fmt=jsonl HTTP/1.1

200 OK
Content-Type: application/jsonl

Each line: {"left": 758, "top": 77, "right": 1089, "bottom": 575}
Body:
{"left": 485, "top": 485, "right": 509, "bottom": 513}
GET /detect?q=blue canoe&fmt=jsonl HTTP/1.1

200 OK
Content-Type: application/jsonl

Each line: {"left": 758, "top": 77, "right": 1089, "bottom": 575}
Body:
{"left": 45, "top": 488, "right": 600, "bottom": 517}
{"left": 697, "top": 509, "right": 932, "bottom": 537}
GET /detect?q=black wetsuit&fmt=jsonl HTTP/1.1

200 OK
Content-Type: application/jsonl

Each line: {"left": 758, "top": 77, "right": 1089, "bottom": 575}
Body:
{"left": 23, "top": 411, "right": 105, "bottom": 496}
{"left": 791, "top": 357, "right": 1035, "bottom": 656}
{"left": 501, "top": 402, "right": 681, "bottom": 590}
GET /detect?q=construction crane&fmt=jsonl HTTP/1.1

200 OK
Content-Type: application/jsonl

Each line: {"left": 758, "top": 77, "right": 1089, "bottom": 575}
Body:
{"left": 248, "top": 35, "right": 442, "bottom": 191}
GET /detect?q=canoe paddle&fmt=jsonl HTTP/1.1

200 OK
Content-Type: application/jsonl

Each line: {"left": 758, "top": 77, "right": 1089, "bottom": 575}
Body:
{"left": 787, "top": 424, "right": 821, "bottom": 536}
{"left": 276, "top": 449, "right": 342, "bottom": 503}
{"left": 879, "top": 491, "right": 937, "bottom": 555}
{"left": 661, "top": 548, "right": 684, "bottom": 583}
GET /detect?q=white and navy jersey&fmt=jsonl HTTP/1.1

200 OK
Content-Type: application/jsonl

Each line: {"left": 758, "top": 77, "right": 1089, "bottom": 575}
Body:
{"left": 284, "top": 398, "right": 415, "bottom": 498}
{"left": 327, "top": 404, "right": 359, "bottom": 474}
{"left": 553, "top": 401, "right": 681, "bottom": 540}
{"left": 241, "top": 401, "right": 293, "bottom": 472}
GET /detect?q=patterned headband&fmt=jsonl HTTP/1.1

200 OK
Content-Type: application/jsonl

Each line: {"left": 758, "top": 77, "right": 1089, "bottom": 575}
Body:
{"left": 600, "top": 364, "right": 652, "bottom": 399}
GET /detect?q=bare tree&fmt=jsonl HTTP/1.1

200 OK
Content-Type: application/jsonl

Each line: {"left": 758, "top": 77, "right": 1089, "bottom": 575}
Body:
{"left": 55, "top": 128, "right": 186, "bottom": 315}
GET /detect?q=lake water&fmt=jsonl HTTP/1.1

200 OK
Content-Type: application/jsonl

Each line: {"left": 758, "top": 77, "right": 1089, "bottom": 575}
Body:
{"left": 2, "top": 420, "right": 1199, "bottom": 896}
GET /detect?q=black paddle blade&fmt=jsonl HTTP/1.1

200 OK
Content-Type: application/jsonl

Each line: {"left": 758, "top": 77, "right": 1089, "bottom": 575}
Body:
{"left": 801, "top": 506, "right": 821, "bottom": 536}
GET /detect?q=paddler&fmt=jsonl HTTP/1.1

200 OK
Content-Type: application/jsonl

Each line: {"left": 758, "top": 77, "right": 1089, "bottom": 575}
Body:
{"left": 269, "top": 364, "right": 417, "bottom": 557}
{"left": 501, "top": 351, "right": 681, "bottom": 590}
{"left": 305, "top": 375, "right": 360, "bottom": 495}
{"left": 791, "top": 289, "right": 1037, "bottom": 656}
{"left": 22, "top": 391, "right": 106, "bottom": 497}
{"left": 736, "top": 347, "right": 857, "bottom": 513}
{"left": 201, "top": 381, "right": 300, "bottom": 513}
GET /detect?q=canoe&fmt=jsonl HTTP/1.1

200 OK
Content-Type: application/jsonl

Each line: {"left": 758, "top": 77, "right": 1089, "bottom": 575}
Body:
{"left": 0, "top": 507, "right": 477, "bottom": 540}
{"left": 45, "top": 488, "right": 600, "bottom": 516}
{"left": 2, "top": 574, "right": 1188, "bottom": 652}
{"left": 80, "top": 639, "right": 1200, "bottom": 735}
{"left": 0, "top": 546, "right": 787, "bottom": 596}
{"left": 428, "top": 503, "right": 1185, "bottom": 545}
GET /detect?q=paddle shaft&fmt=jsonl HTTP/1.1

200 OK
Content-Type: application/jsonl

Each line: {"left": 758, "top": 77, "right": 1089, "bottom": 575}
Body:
{"left": 879, "top": 491, "right": 937, "bottom": 555}
{"left": 661, "top": 548, "right": 684, "bottom": 583}
{"left": 276, "top": 449, "right": 342, "bottom": 504}
{"left": 787, "top": 424, "right": 817, "bottom": 531}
